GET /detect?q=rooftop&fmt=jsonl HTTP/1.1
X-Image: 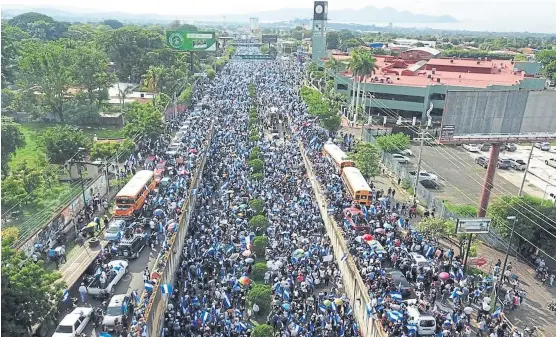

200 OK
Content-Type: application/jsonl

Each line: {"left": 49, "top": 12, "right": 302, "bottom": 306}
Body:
{"left": 325, "top": 56, "right": 528, "bottom": 89}
{"left": 404, "top": 47, "right": 441, "bottom": 56}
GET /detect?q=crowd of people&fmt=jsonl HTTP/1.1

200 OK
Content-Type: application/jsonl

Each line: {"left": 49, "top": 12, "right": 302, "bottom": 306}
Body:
{"left": 160, "top": 53, "right": 361, "bottom": 337}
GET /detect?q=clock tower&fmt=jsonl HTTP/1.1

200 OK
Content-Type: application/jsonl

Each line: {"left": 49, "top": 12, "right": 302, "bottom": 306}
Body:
{"left": 311, "top": 1, "right": 328, "bottom": 61}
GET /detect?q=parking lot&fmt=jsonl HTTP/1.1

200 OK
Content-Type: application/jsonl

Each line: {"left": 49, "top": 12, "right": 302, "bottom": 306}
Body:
{"left": 407, "top": 144, "right": 556, "bottom": 205}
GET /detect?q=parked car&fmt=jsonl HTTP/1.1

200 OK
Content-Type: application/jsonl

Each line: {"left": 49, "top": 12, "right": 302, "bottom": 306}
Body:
{"left": 388, "top": 270, "right": 412, "bottom": 297}
{"left": 546, "top": 158, "right": 556, "bottom": 168}
{"left": 504, "top": 143, "right": 517, "bottom": 152}
{"left": 83, "top": 260, "right": 129, "bottom": 298}
{"left": 102, "top": 294, "right": 133, "bottom": 331}
{"left": 534, "top": 142, "right": 551, "bottom": 151}
{"left": 479, "top": 143, "right": 491, "bottom": 151}
{"left": 509, "top": 159, "right": 526, "bottom": 171}
{"left": 392, "top": 153, "right": 410, "bottom": 164}
{"left": 420, "top": 179, "right": 441, "bottom": 190}
{"left": 475, "top": 156, "right": 489, "bottom": 168}
{"left": 409, "top": 171, "right": 439, "bottom": 182}
{"left": 104, "top": 219, "right": 128, "bottom": 242}
{"left": 115, "top": 233, "right": 147, "bottom": 259}
{"left": 400, "top": 149, "right": 413, "bottom": 156}
{"left": 462, "top": 144, "right": 480, "bottom": 152}
{"left": 53, "top": 307, "right": 93, "bottom": 337}
{"left": 497, "top": 158, "right": 511, "bottom": 169}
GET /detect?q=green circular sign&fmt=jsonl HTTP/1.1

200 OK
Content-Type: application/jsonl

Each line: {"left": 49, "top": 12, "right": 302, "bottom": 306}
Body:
{"left": 168, "top": 33, "right": 185, "bottom": 49}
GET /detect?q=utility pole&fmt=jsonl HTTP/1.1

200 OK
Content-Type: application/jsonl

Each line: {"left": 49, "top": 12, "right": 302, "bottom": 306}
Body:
{"left": 413, "top": 102, "right": 433, "bottom": 202}
{"left": 518, "top": 144, "right": 534, "bottom": 196}
{"left": 493, "top": 216, "right": 517, "bottom": 310}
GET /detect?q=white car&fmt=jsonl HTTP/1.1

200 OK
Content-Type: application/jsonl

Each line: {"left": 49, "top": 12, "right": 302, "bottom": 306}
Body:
{"left": 534, "top": 142, "right": 551, "bottom": 151}
{"left": 102, "top": 294, "right": 132, "bottom": 331}
{"left": 400, "top": 149, "right": 413, "bottom": 156}
{"left": 53, "top": 307, "right": 93, "bottom": 337}
{"left": 392, "top": 153, "right": 410, "bottom": 164}
{"left": 409, "top": 252, "right": 432, "bottom": 271}
{"left": 411, "top": 171, "right": 439, "bottom": 182}
{"left": 463, "top": 144, "right": 480, "bottom": 152}
{"left": 546, "top": 158, "right": 556, "bottom": 168}
{"left": 85, "top": 260, "right": 129, "bottom": 298}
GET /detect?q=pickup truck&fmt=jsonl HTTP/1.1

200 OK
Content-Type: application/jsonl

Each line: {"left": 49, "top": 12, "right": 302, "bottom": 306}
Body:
{"left": 52, "top": 307, "right": 93, "bottom": 337}
{"left": 83, "top": 260, "right": 128, "bottom": 298}
{"left": 546, "top": 158, "right": 556, "bottom": 168}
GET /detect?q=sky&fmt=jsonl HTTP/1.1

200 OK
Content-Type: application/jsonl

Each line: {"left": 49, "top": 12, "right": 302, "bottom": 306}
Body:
{"left": 3, "top": 0, "right": 556, "bottom": 32}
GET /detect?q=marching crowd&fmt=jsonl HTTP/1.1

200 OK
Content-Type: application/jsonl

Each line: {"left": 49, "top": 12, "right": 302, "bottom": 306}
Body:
{"left": 160, "top": 54, "right": 361, "bottom": 337}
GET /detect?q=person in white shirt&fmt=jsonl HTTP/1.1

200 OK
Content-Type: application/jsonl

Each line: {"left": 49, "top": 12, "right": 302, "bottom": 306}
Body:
{"left": 78, "top": 283, "right": 87, "bottom": 303}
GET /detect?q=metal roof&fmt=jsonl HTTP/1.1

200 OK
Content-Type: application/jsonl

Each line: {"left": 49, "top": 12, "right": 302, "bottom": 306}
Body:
{"left": 404, "top": 47, "right": 441, "bottom": 55}
{"left": 342, "top": 167, "right": 371, "bottom": 192}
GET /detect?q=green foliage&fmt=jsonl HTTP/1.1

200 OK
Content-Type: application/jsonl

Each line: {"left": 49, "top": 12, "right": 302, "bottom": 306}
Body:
{"left": 1, "top": 176, "right": 28, "bottom": 208}
{"left": 102, "top": 19, "right": 123, "bottom": 29}
{"left": 1, "top": 23, "right": 29, "bottom": 86}
{"left": 91, "top": 139, "right": 135, "bottom": 160}
{"left": 206, "top": 68, "right": 216, "bottom": 80}
{"left": 252, "top": 324, "right": 274, "bottom": 337}
{"left": 488, "top": 195, "right": 556, "bottom": 256}
{"left": 249, "top": 147, "right": 261, "bottom": 160}
{"left": 64, "top": 98, "right": 102, "bottom": 126}
{"left": 122, "top": 102, "right": 164, "bottom": 141}
{"left": 39, "top": 126, "right": 91, "bottom": 164}
{"left": 299, "top": 86, "right": 341, "bottom": 132}
{"left": 375, "top": 133, "right": 410, "bottom": 153}
{"left": 1, "top": 227, "right": 20, "bottom": 246}
{"left": 443, "top": 202, "right": 478, "bottom": 217}
{"left": 178, "top": 84, "right": 193, "bottom": 104}
{"left": 415, "top": 217, "right": 457, "bottom": 239}
{"left": 250, "top": 135, "right": 260, "bottom": 142}
{"left": 249, "top": 215, "right": 269, "bottom": 231}
{"left": 247, "top": 284, "right": 272, "bottom": 316}
{"left": 349, "top": 143, "right": 381, "bottom": 178}
{"left": 72, "top": 45, "right": 116, "bottom": 107}
{"left": 251, "top": 263, "right": 268, "bottom": 281}
{"left": 248, "top": 159, "right": 264, "bottom": 173}
{"left": 249, "top": 198, "right": 265, "bottom": 215}
{"left": 442, "top": 49, "right": 515, "bottom": 60}
{"left": 249, "top": 83, "right": 256, "bottom": 98}
{"left": 1, "top": 118, "right": 26, "bottom": 175}
{"left": 9, "top": 12, "right": 68, "bottom": 40}
{"left": 260, "top": 45, "right": 270, "bottom": 54}
{"left": 1, "top": 242, "right": 65, "bottom": 336}
{"left": 252, "top": 236, "right": 268, "bottom": 257}
{"left": 250, "top": 172, "right": 264, "bottom": 181}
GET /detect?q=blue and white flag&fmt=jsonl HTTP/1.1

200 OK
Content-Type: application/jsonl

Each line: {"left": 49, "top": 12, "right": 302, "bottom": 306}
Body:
{"left": 200, "top": 311, "right": 211, "bottom": 324}
{"left": 283, "top": 289, "right": 291, "bottom": 302}
{"left": 339, "top": 324, "right": 345, "bottom": 336}
{"left": 100, "top": 333, "right": 112, "bottom": 337}
{"left": 238, "top": 322, "right": 247, "bottom": 331}
{"left": 330, "top": 301, "right": 337, "bottom": 311}
{"left": 407, "top": 324, "right": 417, "bottom": 333}
{"left": 318, "top": 303, "right": 328, "bottom": 313}
{"left": 370, "top": 205, "right": 376, "bottom": 215}
{"left": 144, "top": 282, "right": 154, "bottom": 292}
{"left": 426, "top": 246, "right": 435, "bottom": 257}
{"left": 492, "top": 307, "right": 502, "bottom": 319}
{"left": 61, "top": 289, "right": 70, "bottom": 302}
{"left": 346, "top": 306, "right": 353, "bottom": 316}
{"left": 244, "top": 235, "right": 251, "bottom": 248}
{"left": 390, "top": 291, "right": 403, "bottom": 301}
{"left": 397, "top": 218, "right": 404, "bottom": 227}
{"left": 387, "top": 310, "right": 403, "bottom": 322}
{"left": 131, "top": 290, "right": 140, "bottom": 303}
{"left": 362, "top": 205, "right": 368, "bottom": 219}
{"left": 341, "top": 252, "right": 349, "bottom": 262}
{"left": 366, "top": 303, "right": 373, "bottom": 317}
{"left": 161, "top": 283, "right": 173, "bottom": 294}
{"left": 222, "top": 292, "right": 232, "bottom": 309}
{"left": 457, "top": 268, "right": 464, "bottom": 279}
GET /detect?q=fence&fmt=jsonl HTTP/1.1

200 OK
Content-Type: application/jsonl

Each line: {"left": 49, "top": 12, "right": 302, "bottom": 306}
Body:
{"left": 14, "top": 173, "right": 109, "bottom": 256}
{"left": 143, "top": 125, "right": 214, "bottom": 337}
{"left": 298, "top": 139, "right": 387, "bottom": 337}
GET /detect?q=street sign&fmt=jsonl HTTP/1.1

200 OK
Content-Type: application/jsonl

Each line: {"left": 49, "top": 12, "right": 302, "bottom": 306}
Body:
{"left": 236, "top": 54, "right": 275, "bottom": 60}
{"left": 166, "top": 31, "right": 217, "bottom": 51}
{"left": 456, "top": 218, "right": 491, "bottom": 234}
{"left": 469, "top": 257, "right": 488, "bottom": 267}
{"left": 262, "top": 34, "right": 278, "bottom": 43}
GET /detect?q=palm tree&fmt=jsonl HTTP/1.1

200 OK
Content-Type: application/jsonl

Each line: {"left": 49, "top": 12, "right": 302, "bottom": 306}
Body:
{"left": 347, "top": 50, "right": 363, "bottom": 122}
{"left": 141, "top": 66, "right": 164, "bottom": 109}
{"left": 357, "top": 52, "right": 379, "bottom": 118}
{"left": 117, "top": 83, "right": 134, "bottom": 114}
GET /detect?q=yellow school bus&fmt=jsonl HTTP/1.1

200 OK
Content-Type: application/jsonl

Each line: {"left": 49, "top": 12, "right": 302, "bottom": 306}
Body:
{"left": 341, "top": 167, "right": 372, "bottom": 206}
{"left": 114, "top": 170, "right": 155, "bottom": 218}
{"left": 322, "top": 143, "right": 354, "bottom": 175}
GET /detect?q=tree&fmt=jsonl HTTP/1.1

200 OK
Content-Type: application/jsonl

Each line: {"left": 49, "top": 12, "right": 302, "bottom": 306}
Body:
{"left": 142, "top": 66, "right": 165, "bottom": 108}
{"left": 247, "top": 284, "right": 272, "bottom": 316}
{"left": 415, "top": 217, "right": 456, "bottom": 239}
{"left": 1, "top": 176, "right": 28, "bottom": 209}
{"left": 90, "top": 140, "right": 135, "bottom": 161}
{"left": 1, "top": 118, "right": 26, "bottom": 175}
{"left": 1, "top": 227, "right": 20, "bottom": 246}
{"left": 1, "top": 23, "right": 29, "bottom": 86}
{"left": 488, "top": 195, "right": 556, "bottom": 256}
{"left": 349, "top": 143, "right": 381, "bottom": 178}
{"left": 206, "top": 68, "right": 216, "bottom": 80}
{"left": 117, "top": 84, "right": 134, "bottom": 114}
{"left": 73, "top": 45, "right": 116, "bottom": 107}
{"left": 326, "top": 31, "right": 340, "bottom": 50}
{"left": 122, "top": 102, "right": 164, "bottom": 141}
{"left": 414, "top": 42, "right": 425, "bottom": 47}
{"left": 375, "top": 133, "right": 410, "bottom": 153}
{"left": 9, "top": 12, "right": 68, "bottom": 40}
{"left": 249, "top": 215, "right": 269, "bottom": 232}
{"left": 64, "top": 97, "right": 102, "bottom": 126}
{"left": 249, "top": 199, "right": 265, "bottom": 215}
{"left": 248, "top": 159, "right": 264, "bottom": 173}
{"left": 1, "top": 241, "right": 64, "bottom": 337}
{"left": 39, "top": 126, "right": 91, "bottom": 164}
{"left": 543, "top": 60, "right": 556, "bottom": 80}
{"left": 320, "top": 112, "right": 342, "bottom": 133}
{"left": 252, "top": 324, "right": 273, "bottom": 337}
{"left": 260, "top": 45, "right": 270, "bottom": 54}
{"left": 17, "top": 41, "right": 75, "bottom": 121}
{"left": 102, "top": 19, "right": 123, "bottom": 29}
{"left": 252, "top": 236, "right": 268, "bottom": 257}
{"left": 251, "top": 263, "right": 268, "bottom": 281}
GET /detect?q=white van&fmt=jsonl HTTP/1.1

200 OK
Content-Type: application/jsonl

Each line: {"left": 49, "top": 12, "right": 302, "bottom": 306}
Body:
{"left": 406, "top": 307, "right": 436, "bottom": 336}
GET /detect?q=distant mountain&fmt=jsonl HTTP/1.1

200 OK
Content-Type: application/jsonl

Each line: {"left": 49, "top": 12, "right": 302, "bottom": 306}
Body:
{"left": 1, "top": 5, "right": 457, "bottom": 24}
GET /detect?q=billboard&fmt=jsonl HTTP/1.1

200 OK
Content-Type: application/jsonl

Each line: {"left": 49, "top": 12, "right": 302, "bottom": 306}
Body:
{"left": 166, "top": 31, "right": 217, "bottom": 51}
{"left": 439, "top": 90, "right": 556, "bottom": 144}
{"left": 456, "top": 218, "right": 491, "bottom": 234}
{"left": 262, "top": 34, "right": 278, "bottom": 44}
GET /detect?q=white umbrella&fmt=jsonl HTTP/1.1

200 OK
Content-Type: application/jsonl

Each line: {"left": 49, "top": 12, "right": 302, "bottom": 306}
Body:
{"left": 355, "top": 236, "right": 362, "bottom": 243}
{"left": 463, "top": 307, "right": 473, "bottom": 315}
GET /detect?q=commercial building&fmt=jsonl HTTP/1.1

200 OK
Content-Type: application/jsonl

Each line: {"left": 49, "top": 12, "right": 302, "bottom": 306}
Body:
{"left": 319, "top": 54, "right": 545, "bottom": 120}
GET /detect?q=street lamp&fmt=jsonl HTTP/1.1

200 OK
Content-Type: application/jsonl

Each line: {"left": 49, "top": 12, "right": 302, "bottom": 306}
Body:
{"left": 493, "top": 215, "right": 517, "bottom": 311}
